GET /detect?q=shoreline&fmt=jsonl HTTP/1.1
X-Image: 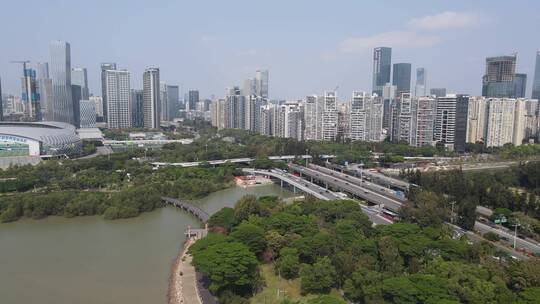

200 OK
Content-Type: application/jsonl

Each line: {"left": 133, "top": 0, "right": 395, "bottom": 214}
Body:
{"left": 167, "top": 238, "right": 188, "bottom": 304}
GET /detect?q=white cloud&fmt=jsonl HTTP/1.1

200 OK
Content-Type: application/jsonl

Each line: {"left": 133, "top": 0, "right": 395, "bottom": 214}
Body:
{"left": 408, "top": 11, "right": 480, "bottom": 31}
{"left": 339, "top": 31, "right": 441, "bottom": 53}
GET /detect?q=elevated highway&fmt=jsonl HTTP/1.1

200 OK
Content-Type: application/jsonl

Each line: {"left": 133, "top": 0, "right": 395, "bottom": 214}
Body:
{"left": 288, "top": 163, "right": 404, "bottom": 212}
{"left": 244, "top": 168, "right": 392, "bottom": 225}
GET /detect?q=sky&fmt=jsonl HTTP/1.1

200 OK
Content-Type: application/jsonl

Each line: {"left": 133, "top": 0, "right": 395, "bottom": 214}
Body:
{"left": 1, "top": 0, "right": 539, "bottom": 100}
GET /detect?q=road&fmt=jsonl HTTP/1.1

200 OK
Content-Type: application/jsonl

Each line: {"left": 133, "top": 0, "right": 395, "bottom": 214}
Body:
{"left": 242, "top": 168, "right": 338, "bottom": 200}
{"left": 289, "top": 163, "right": 404, "bottom": 212}
{"left": 244, "top": 168, "right": 392, "bottom": 225}
{"left": 475, "top": 221, "right": 540, "bottom": 255}
{"left": 304, "top": 163, "right": 540, "bottom": 256}
{"left": 326, "top": 162, "right": 410, "bottom": 191}
{"left": 308, "top": 163, "right": 406, "bottom": 202}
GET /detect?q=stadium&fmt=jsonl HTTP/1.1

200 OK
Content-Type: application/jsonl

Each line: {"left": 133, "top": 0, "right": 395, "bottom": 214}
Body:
{"left": 0, "top": 121, "right": 82, "bottom": 157}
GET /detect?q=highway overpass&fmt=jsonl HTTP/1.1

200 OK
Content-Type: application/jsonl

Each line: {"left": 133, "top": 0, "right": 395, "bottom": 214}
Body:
{"left": 288, "top": 163, "right": 404, "bottom": 212}
{"left": 151, "top": 154, "right": 335, "bottom": 168}
{"left": 243, "top": 168, "right": 392, "bottom": 225}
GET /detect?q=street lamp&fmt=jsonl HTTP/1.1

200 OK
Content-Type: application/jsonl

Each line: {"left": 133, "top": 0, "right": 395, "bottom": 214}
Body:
{"left": 449, "top": 201, "right": 457, "bottom": 224}
{"left": 512, "top": 221, "right": 521, "bottom": 249}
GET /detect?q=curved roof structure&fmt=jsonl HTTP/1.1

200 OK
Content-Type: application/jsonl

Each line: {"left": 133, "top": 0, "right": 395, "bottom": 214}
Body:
{"left": 0, "top": 121, "right": 81, "bottom": 156}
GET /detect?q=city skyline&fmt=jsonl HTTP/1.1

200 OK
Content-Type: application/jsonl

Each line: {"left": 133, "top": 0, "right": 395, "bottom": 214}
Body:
{"left": 1, "top": 1, "right": 539, "bottom": 100}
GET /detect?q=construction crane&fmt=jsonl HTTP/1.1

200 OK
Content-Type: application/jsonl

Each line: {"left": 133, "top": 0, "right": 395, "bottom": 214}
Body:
{"left": 11, "top": 60, "right": 31, "bottom": 75}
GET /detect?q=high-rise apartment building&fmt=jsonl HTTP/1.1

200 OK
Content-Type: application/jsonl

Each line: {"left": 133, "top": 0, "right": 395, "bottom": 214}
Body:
{"left": 513, "top": 98, "right": 527, "bottom": 146}
{"left": 273, "top": 102, "right": 302, "bottom": 140}
{"left": 143, "top": 68, "right": 160, "bottom": 129}
{"left": 485, "top": 98, "right": 517, "bottom": 147}
{"left": 130, "top": 90, "right": 144, "bottom": 128}
{"left": 349, "top": 92, "right": 383, "bottom": 142}
{"left": 89, "top": 96, "right": 103, "bottom": 118}
{"left": 100, "top": 63, "right": 117, "bottom": 122}
{"left": 322, "top": 91, "right": 338, "bottom": 141}
{"left": 390, "top": 93, "right": 416, "bottom": 144}
{"left": 415, "top": 68, "right": 427, "bottom": 97}
{"left": 372, "top": 47, "right": 392, "bottom": 97}
{"left": 482, "top": 55, "right": 517, "bottom": 98}
{"left": 255, "top": 70, "right": 269, "bottom": 99}
{"left": 524, "top": 99, "right": 539, "bottom": 141}
{"left": 303, "top": 95, "right": 321, "bottom": 140}
{"left": 159, "top": 82, "right": 169, "bottom": 122}
{"left": 392, "top": 63, "right": 412, "bottom": 97}
{"left": 533, "top": 52, "right": 540, "bottom": 100}
{"left": 224, "top": 87, "right": 246, "bottom": 129}
{"left": 49, "top": 40, "right": 74, "bottom": 125}
{"left": 71, "top": 68, "right": 89, "bottom": 100}
{"left": 466, "top": 96, "right": 488, "bottom": 143}
{"left": 382, "top": 83, "right": 396, "bottom": 129}
{"left": 414, "top": 96, "right": 437, "bottom": 147}
{"left": 434, "top": 94, "right": 469, "bottom": 152}
{"left": 105, "top": 69, "right": 131, "bottom": 129}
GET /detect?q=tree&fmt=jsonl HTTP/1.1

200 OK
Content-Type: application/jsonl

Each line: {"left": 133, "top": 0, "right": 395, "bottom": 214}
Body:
{"left": 234, "top": 195, "right": 260, "bottom": 223}
{"left": 377, "top": 236, "right": 403, "bottom": 274}
{"left": 208, "top": 207, "right": 236, "bottom": 232}
{"left": 300, "top": 257, "right": 337, "bottom": 294}
{"left": 230, "top": 223, "right": 267, "bottom": 255}
{"left": 191, "top": 241, "right": 258, "bottom": 295}
{"left": 275, "top": 247, "right": 300, "bottom": 279}
{"left": 508, "top": 260, "right": 540, "bottom": 291}
{"left": 344, "top": 268, "right": 385, "bottom": 303}
{"left": 306, "top": 295, "right": 347, "bottom": 304}
{"left": 382, "top": 274, "right": 459, "bottom": 304}
{"left": 400, "top": 191, "right": 448, "bottom": 228}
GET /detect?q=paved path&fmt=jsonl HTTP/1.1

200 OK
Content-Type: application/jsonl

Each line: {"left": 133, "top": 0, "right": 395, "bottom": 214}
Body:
{"left": 169, "top": 238, "right": 203, "bottom": 304}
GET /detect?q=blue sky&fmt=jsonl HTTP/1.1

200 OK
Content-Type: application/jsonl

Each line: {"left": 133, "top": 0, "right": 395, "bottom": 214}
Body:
{"left": 1, "top": 0, "right": 539, "bottom": 100}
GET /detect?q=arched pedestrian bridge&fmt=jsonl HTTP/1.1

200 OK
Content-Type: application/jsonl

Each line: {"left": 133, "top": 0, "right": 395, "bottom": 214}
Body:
{"left": 162, "top": 196, "right": 210, "bottom": 223}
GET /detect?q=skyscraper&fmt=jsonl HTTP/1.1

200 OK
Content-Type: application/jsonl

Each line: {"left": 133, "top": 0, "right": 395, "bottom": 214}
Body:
{"left": 322, "top": 91, "right": 338, "bottom": 141}
{"left": 392, "top": 63, "right": 412, "bottom": 97}
{"left": 159, "top": 82, "right": 169, "bottom": 121}
{"left": 390, "top": 93, "right": 415, "bottom": 144}
{"left": 349, "top": 92, "right": 383, "bottom": 142}
{"left": 130, "top": 89, "right": 144, "bottom": 128}
{"left": 372, "top": 47, "right": 392, "bottom": 97}
{"left": 105, "top": 69, "right": 131, "bottom": 129}
{"left": 36, "top": 62, "right": 53, "bottom": 120}
{"left": 188, "top": 90, "right": 199, "bottom": 111}
{"left": 71, "top": 85, "right": 81, "bottom": 127}
{"left": 89, "top": 96, "right": 103, "bottom": 118}
{"left": 100, "top": 63, "right": 117, "bottom": 122}
{"left": 513, "top": 73, "right": 527, "bottom": 98}
{"left": 21, "top": 67, "right": 41, "bottom": 121}
{"left": 143, "top": 68, "right": 160, "bottom": 129}
{"left": 482, "top": 55, "right": 517, "bottom": 98}
{"left": 415, "top": 67, "right": 427, "bottom": 97}
{"left": 79, "top": 100, "right": 96, "bottom": 128}
{"left": 224, "top": 87, "right": 246, "bottom": 129}
{"left": 430, "top": 88, "right": 447, "bottom": 98}
{"left": 71, "top": 67, "right": 89, "bottom": 100}
{"left": 466, "top": 96, "right": 488, "bottom": 143}
{"left": 242, "top": 78, "right": 256, "bottom": 96}
{"left": 382, "top": 83, "right": 396, "bottom": 129}
{"left": 414, "top": 96, "right": 437, "bottom": 147}
{"left": 49, "top": 40, "right": 74, "bottom": 125}
{"left": 533, "top": 51, "right": 540, "bottom": 100}
{"left": 255, "top": 70, "right": 269, "bottom": 99}
{"left": 434, "top": 94, "right": 469, "bottom": 152}
{"left": 166, "top": 85, "right": 180, "bottom": 120}
{"left": 485, "top": 98, "right": 516, "bottom": 147}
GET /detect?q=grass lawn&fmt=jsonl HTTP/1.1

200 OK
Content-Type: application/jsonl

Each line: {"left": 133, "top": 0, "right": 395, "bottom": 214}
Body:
{"left": 250, "top": 264, "right": 343, "bottom": 304}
